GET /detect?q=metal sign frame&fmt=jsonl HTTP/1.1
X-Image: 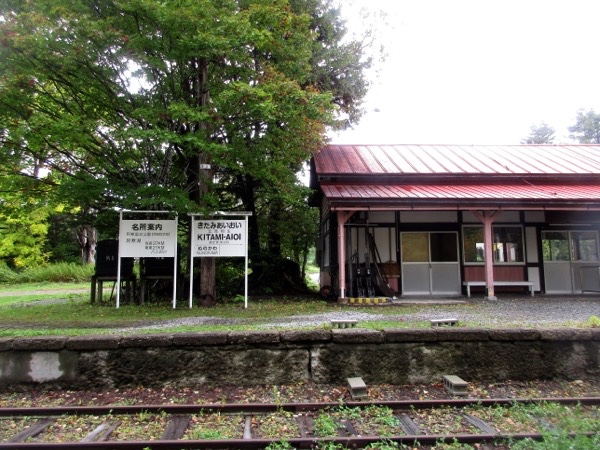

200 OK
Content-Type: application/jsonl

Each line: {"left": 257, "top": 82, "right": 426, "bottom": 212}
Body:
{"left": 189, "top": 211, "right": 252, "bottom": 309}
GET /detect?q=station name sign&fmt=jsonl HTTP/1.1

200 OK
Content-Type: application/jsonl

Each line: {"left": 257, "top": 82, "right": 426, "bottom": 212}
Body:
{"left": 192, "top": 219, "right": 246, "bottom": 257}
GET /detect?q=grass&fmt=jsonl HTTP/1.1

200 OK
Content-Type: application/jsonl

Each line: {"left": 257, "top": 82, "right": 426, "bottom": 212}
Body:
{"left": 0, "top": 293, "right": 329, "bottom": 336}
{"left": 0, "top": 281, "right": 90, "bottom": 293}
{"left": 0, "top": 280, "right": 433, "bottom": 337}
{"left": 1, "top": 278, "right": 598, "bottom": 337}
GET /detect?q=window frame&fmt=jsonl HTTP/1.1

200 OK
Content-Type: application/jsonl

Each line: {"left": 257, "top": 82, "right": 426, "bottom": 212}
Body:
{"left": 462, "top": 224, "right": 526, "bottom": 265}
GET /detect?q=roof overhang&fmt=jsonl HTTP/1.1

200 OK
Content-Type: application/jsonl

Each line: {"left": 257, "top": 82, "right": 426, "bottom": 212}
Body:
{"left": 321, "top": 183, "right": 600, "bottom": 212}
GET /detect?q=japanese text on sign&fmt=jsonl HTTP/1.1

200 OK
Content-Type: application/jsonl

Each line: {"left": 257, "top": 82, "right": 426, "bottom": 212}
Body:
{"left": 119, "top": 219, "right": 177, "bottom": 257}
{"left": 193, "top": 220, "right": 246, "bottom": 257}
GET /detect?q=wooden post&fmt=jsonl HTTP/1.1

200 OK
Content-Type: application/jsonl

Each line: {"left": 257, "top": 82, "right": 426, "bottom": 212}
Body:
{"left": 337, "top": 211, "right": 354, "bottom": 301}
{"left": 472, "top": 210, "right": 499, "bottom": 301}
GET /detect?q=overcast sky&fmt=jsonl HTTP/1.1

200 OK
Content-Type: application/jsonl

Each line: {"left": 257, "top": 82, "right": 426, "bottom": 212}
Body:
{"left": 329, "top": 0, "right": 600, "bottom": 145}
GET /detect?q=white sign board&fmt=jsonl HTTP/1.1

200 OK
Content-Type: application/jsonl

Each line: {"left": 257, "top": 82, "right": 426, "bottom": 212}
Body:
{"left": 119, "top": 219, "right": 177, "bottom": 257}
{"left": 192, "top": 219, "right": 246, "bottom": 257}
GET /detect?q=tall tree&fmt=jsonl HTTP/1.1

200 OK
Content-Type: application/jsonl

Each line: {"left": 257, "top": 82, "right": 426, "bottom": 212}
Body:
{"left": 569, "top": 109, "right": 600, "bottom": 143}
{"left": 521, "top": 121, "right": 555, "bottom": 144}
{"left": 0, "top": 0, "right": 369, "bottom": 297}
{"left": 0, "top": 174, "right": 52, "bottom": 268}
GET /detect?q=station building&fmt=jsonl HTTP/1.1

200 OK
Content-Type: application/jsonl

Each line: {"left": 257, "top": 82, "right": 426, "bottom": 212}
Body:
{"left": 309, "top": 144, "right": 600, "bottom": 300}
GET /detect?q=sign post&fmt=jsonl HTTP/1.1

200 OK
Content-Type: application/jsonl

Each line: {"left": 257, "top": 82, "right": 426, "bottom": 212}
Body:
{"left": 189, "top": 211, "right": 251, "bottom": 308}
{"left": 117, "top": 211, "right": 178, "bottom": 308}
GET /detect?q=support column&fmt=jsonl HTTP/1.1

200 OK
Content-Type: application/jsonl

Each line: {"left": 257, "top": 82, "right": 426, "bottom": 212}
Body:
{"left": 473, "top": 210, "right": 499, "bottom": 301}
{"left": 337, "top": 210, "right": 354, "bottom": 301}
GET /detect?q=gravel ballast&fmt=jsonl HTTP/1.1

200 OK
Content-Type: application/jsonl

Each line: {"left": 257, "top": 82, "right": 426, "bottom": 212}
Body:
{"left": 115, "top": 295, "right": 600, "bottom": 332}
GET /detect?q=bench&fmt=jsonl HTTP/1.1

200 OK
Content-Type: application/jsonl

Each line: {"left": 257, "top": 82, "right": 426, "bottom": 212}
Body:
{"left": 462, "top": 281, "right": 535, "bottom": 298}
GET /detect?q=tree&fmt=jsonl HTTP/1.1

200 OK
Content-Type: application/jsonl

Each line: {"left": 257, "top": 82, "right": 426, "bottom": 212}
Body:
{"left": 521, "top": 122, "right": 555, "bottom": 144}
{"left": 0, "top": 0, "right": 369, "bottom": 297}
{"left": 568, "top": 109, "right": 600, "bottom": 143}
{"left": 0, "top": 174, "right": 51, "bottom": 268}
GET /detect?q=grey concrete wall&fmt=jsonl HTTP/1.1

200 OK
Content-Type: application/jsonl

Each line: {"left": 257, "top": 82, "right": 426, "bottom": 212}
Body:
{"left": 0, "top": 328, "right": 598, "bottom": 391}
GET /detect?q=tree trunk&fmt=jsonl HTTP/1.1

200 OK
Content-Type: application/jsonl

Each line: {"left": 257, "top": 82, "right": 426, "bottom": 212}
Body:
{"left": 239, "top": 174, "right": 260, "bottom": 255}
{"left": 77, "top": 225, "right": 97, "bottom": 265}
{"left": 268, "top": 197, "right": 283, "bottom": 257}
{"left": 194, "top": 59, "right": 217, "bottom": 304}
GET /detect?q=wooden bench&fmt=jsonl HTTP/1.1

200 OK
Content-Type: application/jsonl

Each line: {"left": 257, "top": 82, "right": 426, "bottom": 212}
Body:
{"left": 462, "top": 281, "right": 535, "bottom": 298}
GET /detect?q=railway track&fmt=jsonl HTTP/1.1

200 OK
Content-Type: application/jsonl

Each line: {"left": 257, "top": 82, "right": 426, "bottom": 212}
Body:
{"left": 0, "top": 397, "right": 598, "bottom": 449}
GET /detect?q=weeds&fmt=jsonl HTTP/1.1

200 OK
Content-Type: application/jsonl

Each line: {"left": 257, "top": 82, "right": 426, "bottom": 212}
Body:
{"left": 510, "top": 431, "right": 600, "bottom": 449}
{"left": 0, "top": 262, "right": 94, "bottom": 284}
{"left": 313, "top": 411, "right": 339, "bottom": 437}
{"left": 265, "top": 441, "right": 295, "bottom": 450}
{"left": 365, "top": 439, "right": 405, "bottom": 449}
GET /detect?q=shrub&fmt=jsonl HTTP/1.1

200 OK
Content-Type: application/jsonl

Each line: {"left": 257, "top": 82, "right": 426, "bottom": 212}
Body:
{"left": 3, "top": 262, "right": 94, "bottom": 283}
{"left": 0, "top": 261, "right": 18, "bottom": 283}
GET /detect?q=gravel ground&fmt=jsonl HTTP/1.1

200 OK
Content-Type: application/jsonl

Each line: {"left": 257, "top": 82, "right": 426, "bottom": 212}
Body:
{"left": 115, "top": 294, "right": 600, "bottom": 332}
{"left": 3, "top": 294, "right": 600, "bottom": 407}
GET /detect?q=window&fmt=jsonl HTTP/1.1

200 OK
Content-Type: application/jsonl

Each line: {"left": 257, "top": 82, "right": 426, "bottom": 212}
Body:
{"left": 430, "top": 232, "right": 458, "bottom": 262}
{"left": 571, "top": 231, "right": 599, "bottom": 262}
{"left": 463, "top": 226, "right": 524, "bottom": 264}
{"left": 542, "top": 231, "right": 569, "bottom": 261}
{"left": 543, "top": 231, "right": 599, "bottom": 262}
{"left": 463, "top": 227, "right": 484, "bottom": 262}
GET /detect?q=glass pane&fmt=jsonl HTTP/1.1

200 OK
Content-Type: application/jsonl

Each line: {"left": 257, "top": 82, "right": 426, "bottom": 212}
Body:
{"left": 402, "top": 233, "right": 428, "bottom": 262}
{"left": 463, "top": 227, "right": 484, "bottom": 262}
{"left": 542, "top": 231, "right": 569, "bottom": 261}
{"left": 494, "top": 227, "right": 523, "bottom": 263}
{"left": 430, "top": 233, "right": 458, "bottom": 262}
{"left": 571, "top": 231, "right": 599, "bottom": 262}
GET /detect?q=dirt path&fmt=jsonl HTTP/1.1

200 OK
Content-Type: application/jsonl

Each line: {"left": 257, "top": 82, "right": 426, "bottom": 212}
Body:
{"left": 0, "top": 288, "right": 89, "bottom": 297}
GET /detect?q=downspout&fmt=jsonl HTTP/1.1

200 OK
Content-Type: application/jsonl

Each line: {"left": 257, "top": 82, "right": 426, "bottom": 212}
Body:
{"left": 472, "top": 210, "right": 499, "bottom": 301}
{"left": 337, "top": 210, "right": 354, "bottom": 301}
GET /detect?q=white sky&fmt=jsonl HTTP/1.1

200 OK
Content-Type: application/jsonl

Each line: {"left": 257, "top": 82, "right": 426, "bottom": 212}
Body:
{"left": 329, "top": 0, "right": 600, "bottom": 145}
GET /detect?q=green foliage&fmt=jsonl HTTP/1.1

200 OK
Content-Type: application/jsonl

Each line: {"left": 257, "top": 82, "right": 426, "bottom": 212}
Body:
{"left": 569, "top": 109, "right": 600, "bottom": 143}
{"left": 0, "top": 261, "right": 19, "bottom": 283}
{"left": 0, "top": 175, "right": 53, "bottom": 268}
{"left": 430, "top": 439, "right": 475, "bottom": 449}
{"left": 314, "top": 443, "right": 345, "bottom": 450}
{"left": 265, "top": 441, "right": 295, "bottom": 450}
{"left": 364, "top": 440, "right": 403, "bottom": 449}
{"left": 215, "top": 259, "right": 246, "bottom": 298}
{"left": 587, "top": 315, "right": 600, "bottom": 327}
{"left": 521, "top": 121, "right": 555, "bottom": 144}
{"left": 44, "top": 213, "right": 83, "bottom": 264}
{"left": 312, "top": 410, "right": 339, "bottom": 437}
{"left": 16, "top": 262, "right": 94, "bottom": 283}
{"left": 0, "top": 0, "right": 370, "bottom": 293}
{"left": 0, "top": 262, "right": 93, "bottom": 284}
{"left": 510, "top": 432, "right": 600, "bottom": 450}
{"left": 191, "top": 429, "right": 224, "bottom": 439}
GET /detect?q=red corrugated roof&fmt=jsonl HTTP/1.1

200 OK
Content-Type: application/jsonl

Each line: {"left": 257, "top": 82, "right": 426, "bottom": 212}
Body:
{"left": 321, "top": 183, "right": 600, "bottom": 210}
{"left": 312, "top": 144, "right": 600, "bottom": 210}
{"left": 322, "top": 184, "right": 600, "bottom": 201}
{"left": 314, "top": 144, "right": 600, "bottom": 176}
